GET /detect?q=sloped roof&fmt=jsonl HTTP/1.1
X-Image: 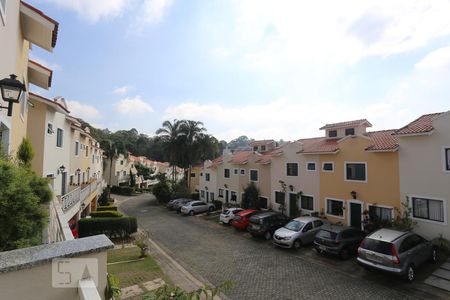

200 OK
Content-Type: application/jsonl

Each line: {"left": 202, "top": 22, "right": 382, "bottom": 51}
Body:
{"left": 209, "top": 156, "right": 223, "bottom": 169}
{"left": 394, "top": 112, "right": 445, "bottom": 136}
{"left": 365, "top": 130, "right": 399, "bottom": 151}
{"left": 319, "top": 119, "right": 372, "bottom": 130}
{"left": 230, "top": 151, "right": 252, "bottom": 164}
{"left": 250, "top": 140, "right": 275, "bottom": 147}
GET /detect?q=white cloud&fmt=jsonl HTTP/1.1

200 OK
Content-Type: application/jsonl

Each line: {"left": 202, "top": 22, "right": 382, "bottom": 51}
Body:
{"left": 114, "top": 85, "right": 132, "bottom": 95}
{"left": 44, "top": 0, "right": 128, "bottom": 22}
{"left": 66, "top": 100, "right": 101, "bottom": 120}
{"left": 415, "top": 45, "right": 450, "bottom": 70}
{"left": 139, "top": 0, "right": 174, "bottom": 24}
{"left": 117, "top": 96, "right": 154, "bottom": 114}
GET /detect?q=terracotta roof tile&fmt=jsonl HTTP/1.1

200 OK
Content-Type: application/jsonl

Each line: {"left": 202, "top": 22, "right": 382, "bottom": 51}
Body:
{"left": 209, "top": 156, "right": 223, "bottom": 169}
{"left": 365, "top": 130, "right": 398, "bottom": 151}
{"left": 394, "top": 112, "right": 444, "bottom": 135}
{"left": 319, "top": 119, "right": 372, "bottom": 130}
{"left": 230, "top": 151, "right": 252, "bottom": 164}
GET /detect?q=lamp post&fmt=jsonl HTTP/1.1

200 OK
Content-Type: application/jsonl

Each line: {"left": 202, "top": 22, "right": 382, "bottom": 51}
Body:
{"left": 59, "top": 165, "right": 66, "bottom": 174}
{"left": 0, "top": 74, "right": 26, "bottom": 116}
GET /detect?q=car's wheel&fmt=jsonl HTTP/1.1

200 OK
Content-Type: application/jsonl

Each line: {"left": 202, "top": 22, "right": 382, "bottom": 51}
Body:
{"left": 431, "top": 247, "right": 438, "bottom": 263}
{"left": 189, "top": 210, "right": 194, "bottom": 216}
{"left": 315, "top": 248, "right": 323, "bottom": 254}
{"left": 339, "top": 248, "right": 350, "bottom": 260}
{"left": 292, "top": 239, "right": 302, "bottom": 249}
{"left": 405, "top": 265, "right": 415, "bottom": 283}
{"left": 264, "top": 231, "right": 272, "bottom": 240}
{"left": 209, "top": 206, "right": 214, "bottom": 212}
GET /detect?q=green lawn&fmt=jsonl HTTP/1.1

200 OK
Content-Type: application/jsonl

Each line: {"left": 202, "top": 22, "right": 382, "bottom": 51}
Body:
{"left": 107, "top": 247, "right": 170, "bottom": 289}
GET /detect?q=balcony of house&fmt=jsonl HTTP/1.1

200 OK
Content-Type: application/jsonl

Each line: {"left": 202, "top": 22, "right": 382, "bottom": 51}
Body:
{"left": 0, "top": 235, "right": 113, "bottom": 300}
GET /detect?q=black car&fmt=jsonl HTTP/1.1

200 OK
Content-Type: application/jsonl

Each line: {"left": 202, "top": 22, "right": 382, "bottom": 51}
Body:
{"left": 247, "top": 211, "right": 289, "bottom": 240}
{"left": 314, "top": 225, "right": 365, "bottom": 260}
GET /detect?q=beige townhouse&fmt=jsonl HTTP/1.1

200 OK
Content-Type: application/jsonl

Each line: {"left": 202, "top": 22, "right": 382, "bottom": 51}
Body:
{"left": 199, "top": 157, "right": 221, "bottom": 202}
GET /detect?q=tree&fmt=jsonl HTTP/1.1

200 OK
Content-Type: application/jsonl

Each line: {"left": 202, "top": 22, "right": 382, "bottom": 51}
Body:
{"left": 0, "top": 158, "right": 52, "bottom": 251}
{"left": 156, "top": 120, "right": 185, "bottom": 183}
{"left": 242, "top": 182, "right": 261, "bottom": 210}
{"left": 129, "top": 169, "right": 136, "bottom": 187}
{"left": 101, "top": 139, "right": 126, "bottom": 199}
{"left": 152, "top": 173, "right": 172, "bottom": 203}
{"left": 17, "top": 137, "right": 34, "bottom": 168}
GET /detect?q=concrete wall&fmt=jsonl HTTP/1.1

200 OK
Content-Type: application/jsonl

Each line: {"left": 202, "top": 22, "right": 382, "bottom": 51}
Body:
{"left": 215, "top": 154, "right": 240, "bottom": 204}
{"left": 399, "top": 113, "right": 450, "bottom": 240}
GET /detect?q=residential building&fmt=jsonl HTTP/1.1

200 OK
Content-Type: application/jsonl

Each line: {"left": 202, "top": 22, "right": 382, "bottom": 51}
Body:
{"left": 269, "top": 141, "right": 321, "bottom": 218}
{"left": 189, "top": 164, "right": 202, "bottom": 193}
{"left": 311, "top": 119, "right": 400, "bottom": 230}
{"left": 0, "top": 0, "right": 58, "bottom": 155}
{"left": 250, "top": 139, "right": 277, "bottom": 153}
{"left": 104, "top": 153, "right": 135, "bottom": 186}
{"left": 396, "top": 112, "right": 450, "bottom": 240}
{"left": 213, "top": 152, "right": 242, "bottom": 204}
{"left": 199, "top": 157, "right": 221, "bottom": 203}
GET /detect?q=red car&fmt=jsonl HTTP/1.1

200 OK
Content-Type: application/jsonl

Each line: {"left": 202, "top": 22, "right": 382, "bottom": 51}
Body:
{"left": 231, "top": 209, "right": 259, "bottom": 231}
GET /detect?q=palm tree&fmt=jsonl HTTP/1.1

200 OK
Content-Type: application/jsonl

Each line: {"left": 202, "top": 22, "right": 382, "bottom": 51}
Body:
{"left": 181, "top": 120, "right": 206, "bottom": 191}
{"left": 156, "top": 120, "right": 185, "bottom": 183}
{"left": 101, "top": 139, "right": 126, "bottom": 200}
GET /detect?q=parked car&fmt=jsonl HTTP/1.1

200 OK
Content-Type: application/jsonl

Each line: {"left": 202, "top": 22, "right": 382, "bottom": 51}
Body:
{"left": 172, "top": 199, "right": 191, "bottom": 213}
{"left": 357, "top": 229, "right": 437, "bottom": 282}
{"left": 220, "top": 208, "right": 244, "bottom": 224}
{"left": 314, "top": 225, "right": 365, "bottom": 260}
{"left": 273, "top": 217, "right": 329, "bottom": 249}
{"left": 247, "top": 211, "right": 288, "bottom": 240}
{"left": 180, "top": 201, "right": 215, "bottom": 216}
{"left": 166, "top": 199, "right": 177, "bottom": 209}
{"left": 230, "top": 209, "right": 259, "bottom": 231}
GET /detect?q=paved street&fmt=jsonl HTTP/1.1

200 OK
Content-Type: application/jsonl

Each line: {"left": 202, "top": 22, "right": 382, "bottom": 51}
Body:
{"left": 119, "top": 194, "right": 447, "bottom": 300}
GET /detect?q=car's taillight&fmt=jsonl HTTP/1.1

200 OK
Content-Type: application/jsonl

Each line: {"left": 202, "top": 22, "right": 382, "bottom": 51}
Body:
{"left": 391, "top": 244, "right": 400, "bottom": 265}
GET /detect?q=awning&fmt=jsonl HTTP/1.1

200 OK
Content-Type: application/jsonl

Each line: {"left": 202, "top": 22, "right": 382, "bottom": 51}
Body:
{"left": 28, "top": 60, "right": 52, "bottom": 89}
{"left": 20, "top": 1, "right": 59, "bottom": 52}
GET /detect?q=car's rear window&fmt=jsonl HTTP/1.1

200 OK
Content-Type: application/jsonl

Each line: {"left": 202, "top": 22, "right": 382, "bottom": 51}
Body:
{"left": 361, "top": 238, "right": 392, "bottom": 255}
{"left": 316, "top": 230, "right": 337, "bottom": 240}
{"left": 223, "top": 210, "right": 230, "bottom": 215}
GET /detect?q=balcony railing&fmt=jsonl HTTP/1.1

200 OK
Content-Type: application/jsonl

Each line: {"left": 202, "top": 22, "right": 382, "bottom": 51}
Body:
{"left": 61, "top": 180, "right": 99, "bottom": 213}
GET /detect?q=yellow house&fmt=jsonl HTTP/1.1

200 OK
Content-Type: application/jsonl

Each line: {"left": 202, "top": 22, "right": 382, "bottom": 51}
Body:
{"left": 304, "top": 119, "right": 400, "bottom": 229}
{"left": 189, "top": 164, "right": 202, "bottom": 193}
{"left": 0, "top": 1, "right": 58, "bottom": 155}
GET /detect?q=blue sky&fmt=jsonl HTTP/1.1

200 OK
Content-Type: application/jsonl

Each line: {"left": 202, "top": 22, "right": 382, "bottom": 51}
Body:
{"left": 29, "top": 0, "right": 450, "bottom": 141}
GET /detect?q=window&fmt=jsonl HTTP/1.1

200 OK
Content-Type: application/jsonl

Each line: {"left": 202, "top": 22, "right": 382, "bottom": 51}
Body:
{"left": 240, "top": 169, "right": 245, "bottom": 175}
{"left": 412, "top": 197, "right": 444, "bottom": 223}
{"left": 200, "top": 172, "right": 203, "bottom": 176}
{"left": 286, "top": 163, "right": 298, "bottom": 176}
{"left": 313, "top": 220, "right": 323, "bottom": 228}
{"left": 92, "top": 155, "right": 95, "bottom": 163}
{"left": 275, "top": 191, "right": 285, "bottom": 204}
{"left": 369, "top": 206, "right": 392, "bottom": 222}
{"left": 224, "top": 169, "right": 230, "bottom": 178}
{"left": 326, "top": 198, "right": 343, "bottom": 217}
{"left": 190, "top": 173, "right": 196, "bottom": 177}
{"left": 69, "top": 175, "right": 74, "bottom": 185}
{"left": 85, "top": 146, "right": 88, "bottom": 157}
{"left": 304, "top": 222, "right": 313, "bottom": 231}
{"left": 120, "top": 160, "right": 124, "bottom": 165}
{"left": 116, "top": 171, "right": 120, "bottom": 176}
{"left": 210, "top": 192, "right": 215, "bottom": 201}
{"left": 75, "top": 141, "right": 79, "bottom": 156}
{"left": 201, "top": 190, "right": 205, "bottom": 198}
{"left": 219, "top": 189, "right": 224, "bottom": 197}
{"left": 231, "top": 192, "right": 237, "bottom": 201}
{"left": 259, "top": 197, "right": 268, "bottom": 209}
{"left": 47, "top": 123, "right": 53, "bottom": 134}
{"left": 205, "top": 173, "right": 210, "bottom": 181}
{"left": 261, "top": 145, "right": 266, "bottom": 151}
{"left": 307, "top": 162, "right": 316, "bottom": 171}
{"left": 56, "top": 128, "right": 63, "bottom": 147}
{"left": 253, "top": 146, "right": 258, "bottom": 151}
{"left": 234, "top": 168, "right": 238, "bottom": 175}
{"left": 250, "top": 169, "right": 258, "bottom": 181}
{"left": 445, "top": 147, "right": 450, "bottom": 171}
{"left": 328, "top": 130, "right": 337, "bottom": 138}
{"left": 399, "top": 235, "right": 423, "bottom": 253}
{"left": 123, "top": 171, "right": 126, "bottom": 176}
{"left": 345, "top": 128, "right": 355, "bottom": 136}
{"left": 322, "top": 162, "right": 334, "bottom": 172}
{"left": 346, "top": 163, "right": 366, "bottom": 181}
{"left": 300, "top": 195, "right": 314, "bottom": 211}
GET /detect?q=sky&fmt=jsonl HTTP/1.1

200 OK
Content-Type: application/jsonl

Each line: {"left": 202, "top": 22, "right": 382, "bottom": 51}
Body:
{"left": 28, "top": 0, "right": 450, "bottom": 142}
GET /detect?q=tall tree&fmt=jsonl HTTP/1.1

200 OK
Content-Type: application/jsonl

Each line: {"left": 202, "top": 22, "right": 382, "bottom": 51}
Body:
{"left": 101, "top": 139, "right": 126, "bottom": 199}
{"left": 156, "top": 120, "right": 185, "bottom": 183}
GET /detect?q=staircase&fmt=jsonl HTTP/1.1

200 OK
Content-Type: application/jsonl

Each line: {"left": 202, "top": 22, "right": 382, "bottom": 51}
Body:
{"left": 425, "top": 259, "right": 450, "bottom": 291}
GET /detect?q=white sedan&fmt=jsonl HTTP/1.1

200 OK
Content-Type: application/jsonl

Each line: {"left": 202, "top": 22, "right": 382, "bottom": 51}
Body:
{"left": 220, "top": 208, "right": 244, "bottom": 224}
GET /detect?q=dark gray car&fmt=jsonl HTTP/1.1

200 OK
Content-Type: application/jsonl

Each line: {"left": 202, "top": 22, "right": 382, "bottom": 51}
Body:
{"left": 172, "top": 199, "right": 191, "bottom": 213}
{"left": 314, "top": 225, "right": 365, "bottom": 260}
{"left": 357, "top": 228, "right": 437, "bottom": 282}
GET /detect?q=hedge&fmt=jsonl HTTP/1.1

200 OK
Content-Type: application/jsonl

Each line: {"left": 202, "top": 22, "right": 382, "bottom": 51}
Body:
{"left": 96, "top": 205, "right": 118, "bottom": 212}
{"left": 111, "top": 185, "right": 135, "bottom": 196}
{"left": 78, "top": 217, "right": 137, "bottom": 238}
{"left": 90, "top": 211, "right": 123, "bottom": 218}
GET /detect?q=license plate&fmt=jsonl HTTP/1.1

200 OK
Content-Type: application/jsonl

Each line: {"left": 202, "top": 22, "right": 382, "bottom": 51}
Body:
{"left": 368, "top": 253, "right": 383, "bottom": 263}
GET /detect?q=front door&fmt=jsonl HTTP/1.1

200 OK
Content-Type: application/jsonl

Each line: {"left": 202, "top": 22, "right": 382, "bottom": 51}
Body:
{"left": 350, "top": 202, "right": 362, "bottom": 229}
{"left": 61, "top": 172, "right": 67, "bottom": 195}
{"left": 289, "top": 193, "right": 298, "bottom": 217}
{"left": 206, "top": 192, "right": 209, "bottom": 202}
{"left": 225, "top": 190, "right": 229, "bottom": 203}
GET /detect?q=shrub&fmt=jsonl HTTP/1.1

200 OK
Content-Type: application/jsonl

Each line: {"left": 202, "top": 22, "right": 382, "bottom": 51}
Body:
{"left": 78, "top": 217, "right": 137, "bottom": 238}
{"left": 105, "top": 273, "right": 121, "bottom": 300}
{"left": 111, "top": 185, "right": 135, "bottom": 196}
{"left": 96, "top": 205, "right": 118, "bottom": 212}
{"left": 242, "top": 182, "right": 260, "bottom": 210}
{"left": 98, "top": 189, "right": 110, "bottom": 206}
{"left": 90, "top": 211, "right": 123, "bottom": 218}
{"left": 152, "top": 181, "right": 171, "bottom": 203}
{"left": 134, "top": 231, "right": 150, "bottom": 258}
{"left": 432, "top": 234, "right": 450, "bottom": 254}
{"left": 191, "top": 193, "right": 200, "bottom": 200}
{"left": 212, "top": 200, "right": 222, "bottom": 210}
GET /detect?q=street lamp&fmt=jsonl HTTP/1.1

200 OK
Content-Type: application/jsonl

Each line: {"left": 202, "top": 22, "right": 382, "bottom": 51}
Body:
{"left": 75, "top": 168, "right": 81, "bottom": 174}
{"left": 59, "top": 165, "right": 66, "bottom": 174}
{"left": 0, "top": 74, "right": 26, "bottom": 116}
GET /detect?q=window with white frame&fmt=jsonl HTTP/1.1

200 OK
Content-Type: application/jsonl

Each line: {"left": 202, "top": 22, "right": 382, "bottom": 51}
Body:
{"left": 240, "top": 169, "right": 245, "bottom": 175}
{"left": 345, "top": 163, "right": 366, "bottom": 181}
{"left": 322, "top": 162, "right": 334, "bottom": 172}
{"left": 345, "top": 128, "right": 355, "bottom": 136}
{"left": 205, "top": 173, "right": 210, "bottom": 181}
{"left": 326, "top": 198, "right": 343, "bottom": 217}
{"left": 300, "top": 195, "right": 314, "bottom": 211}
{"left": 56, "top": 128, "right": 63, "bottom": 147}
{"left": 307, "top": 162, "right": 316, "bottom": 171}
{"left": 412, "top": 197, "right": 444, "bottom": 223}
{"left": 201, "top": 190, "right": 205, "bottom": 198}
{"left": 328, "top": 130, "right": 337, "bottom": 138}
{"left": 85, "top": 146, "right": 89, "bottom": 157}
{"left": 275, "top": 191, "right": 285, "bottom": 204}
{"left": 75, "top": 141, "right": 79, "bottom": 156}
{"left": 286, "top": 163, "right": 298, "bottom": 176}
{"left": 218, "top": 189, "right": 224, "bottom": 197}
{"left": 224, "top": 168, "right": 230, "bottom": 178}
{"left": 231, "top": 191, "right": 237, "bottom": 201}
{"left": 369, "top": 205, "right": 392, "bottom": 222}
{"left": 261, "top": 145, "right": 266, "bottom": 151}
{"left": 445, "top": 147, "right": 450, "bottom": 171}
{"left": 234, "top": 168, "right": 238, "bottom": 175}
{"left": 250, "top": 169, "right": 258, "bottom": 181}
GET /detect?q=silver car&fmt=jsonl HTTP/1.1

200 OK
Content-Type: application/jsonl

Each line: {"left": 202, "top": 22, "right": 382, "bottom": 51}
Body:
{"left": 220, "top": 208, "right": 244, "bottom": 224}
{"left": 357, "top": 228, "right": 437, "bottom": 282}
{"left": 181, "top": 201, "right": 215, "bottom": 216}
{"left": 273, "top": 216, "right": 328, "bottom": 249}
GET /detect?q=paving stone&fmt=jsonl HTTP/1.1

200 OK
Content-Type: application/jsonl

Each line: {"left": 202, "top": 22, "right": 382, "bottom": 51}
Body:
{"left": 143, "top": 278, "right": 165, "bottom": 291}
{"left": 440, "top": 262, "right": 450, "bottom": 271}
{"left": 424, "top": 275, "right": 450, "bottom": 292}
{"left": 121, "top": 285, "right": 144, "bottom": 299}
{"left": 433, "top": 268, "right": 450, "bottom": 280}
